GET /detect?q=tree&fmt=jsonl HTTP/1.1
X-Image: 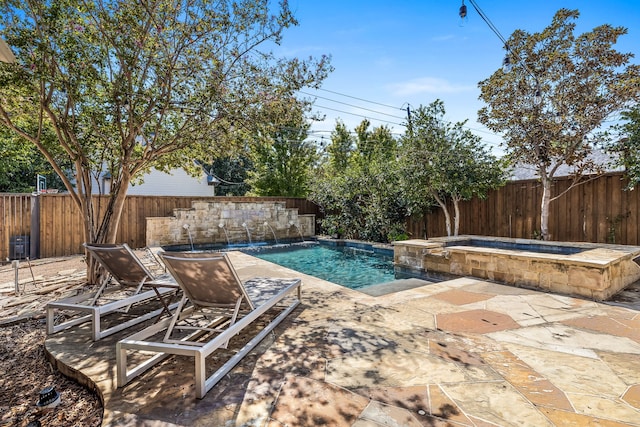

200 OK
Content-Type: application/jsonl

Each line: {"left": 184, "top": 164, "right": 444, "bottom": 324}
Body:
{"left": 604, "top": 105, "right": 640, "bottom": 190}
{"left": 0, "top": 0, "right": 330, "bottom": 278}
{"left": 325, "top": 120, "right": 352, "bottom": 171}
{"left": 310, "top": 119, "right": 407, "bottom": 242}
{"left": 400, "top": 100, "right": 507, "bottom": 237}
{"left": 478, "top": 9, "right": 640, "bottom": 240}
{"left": 246, "top": 99, "right": 318, "bottom": 197}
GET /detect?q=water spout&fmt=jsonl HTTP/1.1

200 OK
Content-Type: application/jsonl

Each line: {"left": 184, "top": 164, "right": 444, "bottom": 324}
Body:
{"left": 263, "top": 221, "right": 279, "bottom": 244}
{"left": 218, "top": 223, "right": 230, "bottom": 245}
{"left": 289, "top": 221, "right": 304, "bottom": 243}
{"left": 183, "top": 224, "right": 194, "bottom": 251}
{"left": 241, "top": 222, "right": 252, "bottom": 245}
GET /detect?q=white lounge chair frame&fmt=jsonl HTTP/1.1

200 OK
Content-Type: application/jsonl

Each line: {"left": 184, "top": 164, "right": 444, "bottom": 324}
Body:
{"left": 116, "top": 252, "right": 302, "bottom": 399}
{"left": 46, "top": 243, "right": 180, "bottom": 341}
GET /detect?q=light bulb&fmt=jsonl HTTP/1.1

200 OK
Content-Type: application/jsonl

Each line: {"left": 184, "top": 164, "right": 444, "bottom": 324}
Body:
{"left": 458, "top": 1, "right": 468, "bottom": 26}
{"left": 502, "top": 55, "right": 512, "bottom": 73}
{"left": 534, "top": 85, "right": 542, "bottom": 105}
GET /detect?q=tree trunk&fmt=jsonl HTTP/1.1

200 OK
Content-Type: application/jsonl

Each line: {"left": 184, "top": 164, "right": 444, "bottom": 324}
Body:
{"left": 434, "top": 193, "right": 452, "bottom": 237}
{"left": 453, "top": 197, "right": 461, "bottom": 236}
{"left": 75, "top": 170, "right": 132, "bottom": 283}
{"left": 540, "top": 175, "right": 552, "bottom": 240}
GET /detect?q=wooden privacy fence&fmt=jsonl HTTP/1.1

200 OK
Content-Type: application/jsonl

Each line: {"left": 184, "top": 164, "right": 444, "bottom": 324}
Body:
{"left": 2, "top": 172, "right": 640, "bottom": 261}
{"left": 1, "top": 195, "right": 322, "bottom": 261}
{"left": 0, "top": 194, "right": 32, "bottom": 261}
{"left": 406, "top": 172, "right": 640, "bottom": 245}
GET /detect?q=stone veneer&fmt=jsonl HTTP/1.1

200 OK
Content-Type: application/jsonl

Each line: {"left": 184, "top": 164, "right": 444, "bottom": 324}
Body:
{"left": 146, "top": 200, "right": 315, "bottom": 248}
{"left": 394, "top": 235, "right": 640, "bottom": 300}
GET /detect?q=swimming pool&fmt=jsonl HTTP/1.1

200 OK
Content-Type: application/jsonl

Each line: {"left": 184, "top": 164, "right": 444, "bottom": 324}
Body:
{"left": 252, "top": 244, "right": 395, "bottom": 290}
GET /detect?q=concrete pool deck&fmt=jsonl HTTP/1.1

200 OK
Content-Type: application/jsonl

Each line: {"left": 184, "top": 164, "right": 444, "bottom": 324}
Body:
{"left": 45, "top": 250, "right": 640, "bottom": 426}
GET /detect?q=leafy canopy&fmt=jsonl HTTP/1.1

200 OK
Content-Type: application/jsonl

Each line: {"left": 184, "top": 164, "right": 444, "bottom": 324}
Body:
{"left": 477, "top": 8, "right": 640, "bottom": 239}
{"left": 400, "top": 100, "right": 507, "bottom": 236}
{"left": 246, "top": 98, "right": 319, "bottom": 197}
{"left": 604, "top": 105, "right": 640, "bottom": 190}
{"left": 0, "top": 0, "right": 331, "bottom": 247}
{"left": 310, "top": 119, "right": 407, "bottom": 242}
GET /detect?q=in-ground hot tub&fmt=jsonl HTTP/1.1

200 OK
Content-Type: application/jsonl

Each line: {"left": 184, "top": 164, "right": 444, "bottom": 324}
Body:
{"left": 394, "top": 235, "right": 640, "bottom": 300}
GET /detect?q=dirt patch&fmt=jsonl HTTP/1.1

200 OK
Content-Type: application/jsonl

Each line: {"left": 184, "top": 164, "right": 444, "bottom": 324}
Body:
{"left": 0, "top": 256, "right": 103, "bottom": 427}
{"left": 0, "top": 319, "right": 102, "bottom": 426}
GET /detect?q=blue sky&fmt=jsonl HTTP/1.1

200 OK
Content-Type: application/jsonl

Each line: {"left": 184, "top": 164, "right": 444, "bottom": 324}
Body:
{"left": 274, "top": 0, "right": 640, "bottom": 153}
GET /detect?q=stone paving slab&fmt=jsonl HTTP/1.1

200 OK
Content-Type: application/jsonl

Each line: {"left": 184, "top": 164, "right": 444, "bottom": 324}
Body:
{"left": 44, "top": 251, "right": 640, "bottom": 426}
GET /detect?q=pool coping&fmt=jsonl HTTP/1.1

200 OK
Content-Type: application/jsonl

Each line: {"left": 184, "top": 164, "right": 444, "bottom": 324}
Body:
{"left": 393, "top": 235, "right": 640, "bottom": 300}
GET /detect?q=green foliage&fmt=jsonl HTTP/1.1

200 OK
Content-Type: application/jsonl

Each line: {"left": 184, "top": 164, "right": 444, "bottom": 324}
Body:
{"left": 207, "top": 156, "right": 253, "bottom": 196}
{"left": 603, "top": 105, "right": 640, "bottom": 190}
{"left": 246, "top": 100, "right": 318, "bottom": 197}
{"left": 0, "top": 0, "right": 331, "bottom": 247}
{"left": 326, "top": 120, "right": 352, "bottom": 171}
{"left": 0, "top": 123, "right": 69, "bottom": 192}
{"left": 477, "top": 8, "right": 640, "bottom": 239}
{"left": 399, "top": 100, "right": 507, "bottom": 236}
{"left": 310, "top": 120, "right": 407, "bottom": 242}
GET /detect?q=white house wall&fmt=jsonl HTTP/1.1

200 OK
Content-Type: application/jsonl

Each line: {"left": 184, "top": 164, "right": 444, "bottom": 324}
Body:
{"left": 125, "top": 168, "right": 216, "bottom": 196}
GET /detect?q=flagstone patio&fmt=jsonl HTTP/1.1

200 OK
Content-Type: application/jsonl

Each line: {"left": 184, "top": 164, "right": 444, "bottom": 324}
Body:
{"left": 44, "top": 251, "right": 640, "bottom": 426}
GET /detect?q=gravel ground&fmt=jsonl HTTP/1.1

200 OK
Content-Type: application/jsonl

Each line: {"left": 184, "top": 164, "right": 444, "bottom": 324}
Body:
{"left": 0, "top": 256, "right": 103, "bottom": 427}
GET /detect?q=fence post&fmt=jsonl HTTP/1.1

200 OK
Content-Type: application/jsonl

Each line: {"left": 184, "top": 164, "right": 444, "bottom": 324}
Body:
{"left": 30, "top": 193, "right": 40, "bottom": 259}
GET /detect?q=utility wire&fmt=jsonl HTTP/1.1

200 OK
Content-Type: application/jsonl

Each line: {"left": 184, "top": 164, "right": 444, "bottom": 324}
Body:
{"left": 466, "top": 0, "right": 538, "bottom": 83}
{"left": 467, "top": 0, "right": 508, "bottom": 47}
{"left": 314, "top": 104, "right": 406, "bottom": 127}
{"left": 315, "top": 88, "right": 402, "bottom": 110}
{"left": 300, "top": 91, "right": 406, "bottom": 120}
{"left": 304, "top": 84, "right": 508, "bottom": 148}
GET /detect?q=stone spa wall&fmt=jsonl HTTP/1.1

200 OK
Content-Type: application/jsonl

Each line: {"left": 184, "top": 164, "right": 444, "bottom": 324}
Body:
{"left": 146, "top": 200, "right": 315, "bottom": 248}
{"left": 394, "top": 235, "right": 640, "bottom": 300}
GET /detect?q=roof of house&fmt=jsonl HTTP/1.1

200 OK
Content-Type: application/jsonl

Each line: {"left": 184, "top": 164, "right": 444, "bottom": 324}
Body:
{"left": 508, "top": 149, "right": 623, "bottom": 181}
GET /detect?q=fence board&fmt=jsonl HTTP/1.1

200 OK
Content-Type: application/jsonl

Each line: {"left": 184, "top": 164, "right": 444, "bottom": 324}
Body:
{"left": 628, "top": 184, "right": 639, "bottom": 245}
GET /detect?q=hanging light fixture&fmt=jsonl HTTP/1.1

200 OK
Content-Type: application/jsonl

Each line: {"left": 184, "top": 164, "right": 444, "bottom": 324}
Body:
{"left": 502, "top": 53, "right": 512, "bottom": 73}
{"left": 534, "top": 83, "right": 542, "bottom": 105}
{"left": 459, "top": 1, "right": 467, "bottom": 18}
{"left": 459, "top": 1, "right": 468, "bottom": 26}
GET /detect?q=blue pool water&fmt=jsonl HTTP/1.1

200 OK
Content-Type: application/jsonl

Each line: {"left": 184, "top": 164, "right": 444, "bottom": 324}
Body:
{"left": 253, "top": 244, "right": 396, "bottom": 289}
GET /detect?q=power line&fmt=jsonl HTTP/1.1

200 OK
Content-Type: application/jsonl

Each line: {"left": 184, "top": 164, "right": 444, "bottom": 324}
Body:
{"left": 305, "top": 87, "right": 507, "bottom": 149}
{"left": 315, "top": 88, "right": 402, "bottom": 110}
{"left": 300, "top": 91, "right": 406, "bottom": 120}
{"left": 314, "top": 104, "right": 406, "bottom": 127}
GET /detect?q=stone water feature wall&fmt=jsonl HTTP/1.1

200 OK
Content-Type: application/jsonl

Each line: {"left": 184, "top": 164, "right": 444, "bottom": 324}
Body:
{"left": 394, "top": 235, "right": 640, "bottom": 300}
{"left": 145, "top": 200, "right": 315, "bottom": 248}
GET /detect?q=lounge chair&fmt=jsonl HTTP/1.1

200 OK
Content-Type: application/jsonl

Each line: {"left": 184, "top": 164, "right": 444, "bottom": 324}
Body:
{"left": 116, "top": 252, "right": 302, "bottom": 399}
{"left": 46, "top": 243, "right": 180, "bottom": 341}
